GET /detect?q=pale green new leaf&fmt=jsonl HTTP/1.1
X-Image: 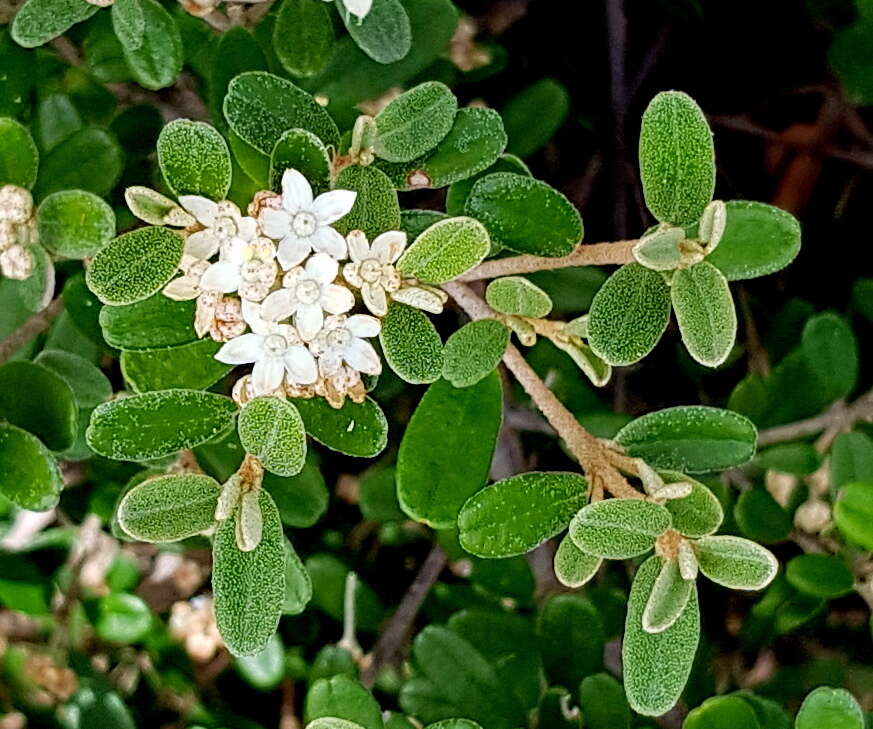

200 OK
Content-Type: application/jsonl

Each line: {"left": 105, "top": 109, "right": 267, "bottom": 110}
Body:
{"left": 238, "top": 396, "right": 307, "bottom": 477}
{"left": 694, "top": 535, "right": 778, "bottom": 590}
{"left": 396, "top": 216, "right": 490, "bottom": 284}
{"left": 671, "top": 261, "right": 737, "bottom": 367}
{"left": 124, "top": 186, "right": 194, "bottom": 227}
{"left": 485, "top": 276, "right": 552, "bottom": 318}
{"left": 157, "top": 120, "right": 232, "bottom": 200}
{"left": 569, "top": 498, "right": 671, "bottom": 559}
{"left": 659, "top": 471, "right": 723, "bottom": 538}
{"left": 117, "top": 474, "right": 220, "bottom": 542}
{"left": 642, "top": 557, "right": 693, "bottom": 633}
{"left": 632, "top": 225, "right": 684, "bottom": 271}
{"left": 795, "top": 687, "right": 864, "bottom": 729}
{"left": 553, "top": 533, "right": 602, "bottom": 588}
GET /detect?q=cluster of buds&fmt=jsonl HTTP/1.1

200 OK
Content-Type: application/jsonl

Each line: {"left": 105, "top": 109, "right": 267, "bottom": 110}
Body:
{"left": 0, "top": 185, "right": 36, "bottom": 281}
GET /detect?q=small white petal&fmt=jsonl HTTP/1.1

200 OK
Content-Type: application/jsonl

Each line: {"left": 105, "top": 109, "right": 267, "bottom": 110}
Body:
{"left": 322, "top": 284, "right": 355, "bottom": 314}
{"left": 318, "top": 352, "right": 342, "bottom": 376}
{"left": 309, "top": 225, "right": 347, "bottom": 259}
{"left": 179, "top": 195, "right": 217, "bottom": 226}
{"left": 284, "top": 346, "right": 318, "bottom": 385}
{"left": 261, "top": 289, "right": 296, "bottom": 321}
{"left": 184, "top": 229, "right": 220, "bottom": 260}
{"left": 215, "top": 333, "right": 263, "bottom": 365}
{"left": 241, "top": 299, "right": 271, "bottom": 335}
{"left": 371, "top": 230, "right": 406, "bottom": 263}
{"left": 252, "top": 356, "right": 285, "bottom": 394}
{"left": 221, "top": 237, "right": 248, "bottom": 266}
{"left": 346, "top": 314, "right": 381, "bottom": 338}
{"left": 237, "top": 216, "right": 259, "bottom": 240}
{"left": 215, "top": 475, "right": 242, "bottom": 521}
{"left": 260, "top": 208, "right": 291, "bottom": 239}
{"left": 346, "top": 230, "right": 370, "bottom": 262}
{"left": 345, "top": 337, "right": 381, "bottom": 375}
{"left": 163, "top": 276, "right": 200, "bottom": 301}
{"left": 200, "top": 260, "right": 241, "bottom": 293}
{"left": 281, "top": 169, "right": 314, "bottom": 214}
{"left": 305, "top": 252, "right": 339, "bottom": 284}
{"left": 277, "top": 235, "right": 312, "bottom": 270}
{"left": 342, "top": 0, "right": 372, "bottom": 20}
{"left": 311, "top": 189, "right": 356, "bottom": 224}
{"left": 296, "top": 303, "right": 324, "bottom": 341}
{"left": 361, "top": 282, "right": 388, "bottom": 316}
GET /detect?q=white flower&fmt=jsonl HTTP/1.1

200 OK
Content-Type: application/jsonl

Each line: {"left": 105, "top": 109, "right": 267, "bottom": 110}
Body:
{"left": 341, "top": 0, "right": 372, "bottom": 22}
{"left": 259, "top": 169, "right": 356, "bottom": 269}
{"left": 343, "top": 230, "right": 404, "bottom": 316}
{"left": 163, "top": 255, "right": 211, "bottom": 301}
{"left": 179, "top": 196, "right": 259, "bottom": 260}
{"left": 309, "top": 313, "right": 382, "bottom": 377}
{"left": 261, "top": 253, "right": 354, "bottom": 341}
{"left": 199, "top": 236, "right": 278, "bottom": 302}
{"left": 0, "top": 185, "right": 33, "bottom": 224}
{"left": 215, "top": 300, "right": 317, "bottom": 395}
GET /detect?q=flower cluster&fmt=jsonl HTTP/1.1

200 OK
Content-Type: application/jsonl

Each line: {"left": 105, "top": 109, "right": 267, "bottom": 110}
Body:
{"left": 161, "top": 168, "right": 445, "bottom": 408}
{"left": 0, "top": 185, "right": 37, "bottom": 281}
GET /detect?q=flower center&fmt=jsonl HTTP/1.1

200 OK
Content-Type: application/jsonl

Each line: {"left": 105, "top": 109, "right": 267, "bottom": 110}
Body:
{"left": 214, "top": 216, "right": 237, "bottom": 240}
{"left": 291, "top": 212, "right": 318, "bottom": 237}
{"left": 296, "top": 278, "right": 322, "bottom": 304}
{"left": 360, "top": 258, "right": 383, "bottom": 283}
{"left": 326, "top": 327, "right": 351, "bottom": 350}
{"left": 263, "top": 333, "right": 288, "bottom": 356}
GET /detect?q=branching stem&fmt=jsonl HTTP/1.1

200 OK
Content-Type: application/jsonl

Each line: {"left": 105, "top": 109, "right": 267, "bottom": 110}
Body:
{"left": 0, "top": 296, "right": 64, "bottom": 366}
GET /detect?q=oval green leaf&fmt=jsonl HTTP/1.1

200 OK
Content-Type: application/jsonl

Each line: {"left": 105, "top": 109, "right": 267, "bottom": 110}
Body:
{"left": 0, "top": 361, "right": 77, "bottom": 452}
{"left": 397, "top": 216, "right": 490, "bottom": 284}
{"left": 238, "top": 396, "right": 307, "bottom": 477}
{"left": 694, "top": 535, "right": 778, "bottom": 590}
{"left": 569, "top": 498, "right": 671, "bottom": 559}
{"left": 0, "top": 117, "right": 38, "bottom": 188}
{"left": 485, "top": 276, "right": 552, "bottom": 318}
{"left": 0, "top": 423, "right": 63, "bottom": 511}
{"left": 157, "top": 120, "right": 232, "bottom": 200}
{"left": 374, "top": 81, "right": 457, "bottom": 163}
{"left": 332, "top": 164, "right": 400, "bottom": 238}
{"left": 274, "top": 0, "right": 334, "bottom": 78}
{"left": 442, "top": 319, "right": 508, "bottom": 388}
{"left": 379, "top": 302, "right": 443, "bottom": 384}
{"left": 37, "top": 190, "right": 115, "bottom": 259}
{"left": 294, "top": 396, "right": 387, "bottom": 457}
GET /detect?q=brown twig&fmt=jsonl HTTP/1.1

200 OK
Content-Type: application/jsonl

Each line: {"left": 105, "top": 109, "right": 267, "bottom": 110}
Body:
{"left": 757, "top": 388, "right": 873, "bottom": 447}
{"left": 0, "top": 296, "right": 64, "bottom": 366}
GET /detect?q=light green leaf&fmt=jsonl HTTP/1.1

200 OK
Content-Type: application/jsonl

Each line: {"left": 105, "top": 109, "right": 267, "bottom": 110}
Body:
{"left": 86, "top": 227, "right": 184, "bottom": 306}
{"left": 830, "top": 432, "right": 873, "bottom": 494}
{"left": 579, "top": 673, "right": 631, "bottom": 729}
{"left": 659, "top": 471, "right": 723, "bottom": 538}
{"left": 294, "top": 396, "right": 387, "bottom": 457}
{"left": 615, "top": 405, "right": 757, "bottom": 473}
{"left": 99, "top": 292, "right": 196, "bottom": 349}
{"left": 441, "top": 319, "right": 508, "bottom": 388}
{"left": 37, "top": 190, "right": 115, "bottom": 259}
{"left": 569, "top": 498, "right": 671, "bottom": 559}
{"left": 124, "top": 186, "right": 193, "bottom": 227}
{"left": 632, "top": 225, "right": 684, "bottom": 271}
{"left": 34, "top": 350, "right": 111, "bottom": 409}
{"left": 587, "top": 263, "right": 671, "bottom": 366}
{"left": 671, "top": 261, "right": 737, "bottom": 367}
{"left": 238, "top": 396, "right": 307, "bottom": 477}
{"left": 683, "top": 696, "right": 761, "bottom": 729}
{"left": 379, "top": 302, "right": 443, "bottom": 384}
{"left": 642, "top": 557, "right": 693, "bottom": 633}
{"left": 0, "top": 361, "right": 77, "bottom": 452}
{"left": 639, "top": 90, "right": 714, "bottom": 226}
{"left": 87, "top": 389, "right": 237, "bottom": 461}
{"left": 550, "top": 337, "right": 612, "bottom": 388}
{"left": 694, "top": 535, "right": 778, "bottom": 590}
{"left": 705, "top": 201, "right": 801, "bottom": 281}
{"left": 271, "top": 128, "right": 331, "bottom": 193}
{"left": 397, "top": 373, "right": 502, "bottom": 528}
{"left": 34, "top": 127, "right": 122, "bottom": 199}
{"left": 305, "top": 675, "right": 384, "bottom": 729}
{"left": 834, "top": 482, "right": 873, "bottom": 550}
{"left": 0, "top": 117, "right": 38, "bottom": 188}
{"left": 274, "top": 0, "right": 334, "bottom": 78}
{"left": 795, "top": 687, "right": 864, "bottom": 729}
{"left": 282, "top": 538, "right": 312, "bottom": 614}
{"left": 307, "top": 720, "right": 366, "bottom": 729}
{"left": 120, "top": 340, "right": 232, "bottom": 392}
{"left": 117, "top": 473, "right": 220, "bottom": 542}
{"left": 374, "top": 81, "right": 457, "bottom": 162}
{"left": 332, "top": 164, "right": 400, "bottom": 238}
{"left": 485, "top": 276, "right": 552, "bottom": 318}
{"left": 623, "top": 556, "right": 700, "bottom": 716}
{"left": 236, "top": 634, "right": 285, "bottom": 690}
{"left": 801, "top": 312, "right": 858, "bottom": 401}
{"left": 111, "top": 0, "right": 183, "bottom": 90}
{"left": 785, "top": 554, "right": 854, "bottom": 599}
{"left": 336, "top": 0, "right": 411, "bottom": 64}
{"left": 553, "top": 533, "right": 601, "bottom": 588}
{"left": 458, "top": 472, "right": 588, "bottom": 558}
{"left": 157, "top": 120, "right": 232, "bottom": 200}
{"left": 213, "top": 489, "right": 285, "bottom": 656}
{"left": 11, "top": 0, "right": 98, "bottom": 48}
{"left": 465, "top": 172, "right": 582, "bottom": 257}
{"left": 0, "top": 423, "right": 63, "bottom": 511}
{"left": 396, "top": 216, "right": 490, "bottom": 284}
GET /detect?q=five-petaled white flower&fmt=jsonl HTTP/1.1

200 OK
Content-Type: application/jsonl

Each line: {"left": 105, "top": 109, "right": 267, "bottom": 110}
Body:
{"left": 343, "top": 230, "right": 404, "bottom": 316}
{"left": 199, "top": 237, "right": 278, "bottom": 302}
{"left": 309, "top": 313, "right": 382, "bottom": 377}
{"left": 179, "top": 196, "right": 259, "bottom": 260}
{"left": 259, "top": 169, "right": 356, "bottom": 269}
{"left": 215, "top": 300, "right": 317, "bottom": 395}
{"left": 261, "top": 252, "right": 354, "bottom": 341}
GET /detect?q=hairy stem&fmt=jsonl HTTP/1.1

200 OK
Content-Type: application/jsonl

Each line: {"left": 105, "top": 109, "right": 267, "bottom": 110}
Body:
{"left": 0, "top": 296, "right": 64, "bottom": 366}
{"left": 457, "top": 240, "right": 636, "bottom": 282}
{"left": 757, "top": 387, "right": 873, "bottom": 447}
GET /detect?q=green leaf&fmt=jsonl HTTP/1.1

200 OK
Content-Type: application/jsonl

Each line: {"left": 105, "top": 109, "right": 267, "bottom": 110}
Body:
{"left": 397, "top": 373, "right": 502, "bottom": 528}
{"left": 308, "top": 721, "right": 366, "bottom": 729}
{"left": 734, "top": 488, "right": 791, "bottom": 544}
{"left": 615, "top": 405, "right": 757, "bottom": 473}
{"left": 86, "top": 227, "right": 184, "bottom": 306}
{"left": 378, "top": 108, "right": 506, "bottom": 191}
{"left": 465, "top": 172, "right": 582, "bottom": 257}
{"left": 8, "top": 243, "right": 54, "bottom": 314}
{"left": 117, "top": 474, "right": 220, "bottom": 542}
{"left": 157, "top": 120, "right": 232, "bottom": 200}
{"left": 632, "top": 225, "right": 685, "bottom": 271}
{"left": 445, "top": 153, "right": 529, "bottom": 218}
{"left": 660, "top": 472, "right": 723, "bottom": 538}
{"left": 396, "top": 216, "right": 490, "bottom": 284}
{"left": 379, "top": 302, "right": 443, "bottom": 384}
{"left": 265, "top": 455, "right": 329, "bottom": 528}
{"left": 337, "top": 0, "right": 411, "bottom": 64}
{"left": 795, "top": 687, "right": 864, "bottom": 729}
{"left": 705, "top": 201, "right": 801, "bottom": 281}
{"left": 124, "top": 186, "right": 190, "bottom": 226}
{"left": 11, "top": 0, "right": 98, "bottom": 48}
{"left": 442, "top": 319, "right": 508, "bottom": 388}
{"left": 458, "top": 472, "right": 588, "bottom": 557}
{"left": 801, "top": 312, "right": 858, "bottom": 401}
{"left": 553, "top": 533, "right": 601, "bottom": 588}
{"left": 99, "top": 292, "right": 196, "bottom": 349}
{"left": 224, "top": 72, "right": 340, "bottom": 155}
{"left": 538, "top": 594, "right": 605, "bottom": 688}
{"left": 485, "top": 277, "right": 552, "bottom": 318}
{"left": 373, "top": 81, "right": 457, "bottom": 162}
{"left": 638, "top": 91, "right": 714, "bottom": 226}
{"left": 37, "top": 190, "right": 115, "bottom": 259}
{"left": 111, "top": 0, "right": 183, "bottom": 90}
{"left": 785, "top": 554, "right": 854, "bottom": 599}
{"left": 830, "top": 432, "right": 873, "bottom": 494}
{"left": 238, "top": 396, "right": 307, "bottom": 477}
{"left": 274, "top": 0, "right": 334, "bottom": 77}
{"left": 95, "top": 593, "right": 152, "bottom": 644}
{"left": 756, "top": 442, "right": 822, "bottom": 476}
{"left": 34, "top": 350, "right": 111, "bottom": 409}
{"left": 671, "top": 261, "right": 737, "bottom": 367}
{"left": 120, "top": 339, "right": 232, "bottom": 392}
{"left": 87, "top": 389, "right": 237, "bottom": 461}
{"left": 294, "top": 396, "right": 387, "bottom": 457}
{"left": 0, "top": 361, "right": 77, "bottom": 451}
{"left": 236, "top": 634, "right": 285, "bottom": 690}
{"left": 213, "top": 489, "right": 285, "bottom": 656}
{"left": 332, "top": 164, "right": 401, "bottom": 238}
{"left": 623, "top": 556, "right": 700, "bottom": 716}
{"left": 34, "top": 127, "right": 123, "bottom": 199}
{"left": 683, "top": 696, "right": 761, "bottom": 729}
{"left": 587, "top": 263, "right": 671, "bottom": 366}
{"left": 643, "top": 557, "right": 693, "bottom": 633}
{"left": 305, "top": 675, "right": 384, "bottom": 729}
{"left": 0, "top": 423, "right": 63, "bottom": 511}
{"left": 502, "top": 79, "right": 570, "bottom": 159}
{"left": 306, "top": 553, "right": 384, "bottom": 631}
{"left": 834, "top": 482, "right": 873, "bottom": 550}
{"left": 579, "top": 673, "right": 631, "bottom": 729}
{"left": 569, "top": 498, "right": 671, "bottom": 559}
{"left": 282, "top": 538, "right": 312, "bottom": 614}
{"left": 694, "top": 535, "right": 778, "bottom": 590}
{"left": 0, "top": 117, "right": 38, "bottom": 188}
{"left": 271, "top": 128, "right": 331, "bottom": 193}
